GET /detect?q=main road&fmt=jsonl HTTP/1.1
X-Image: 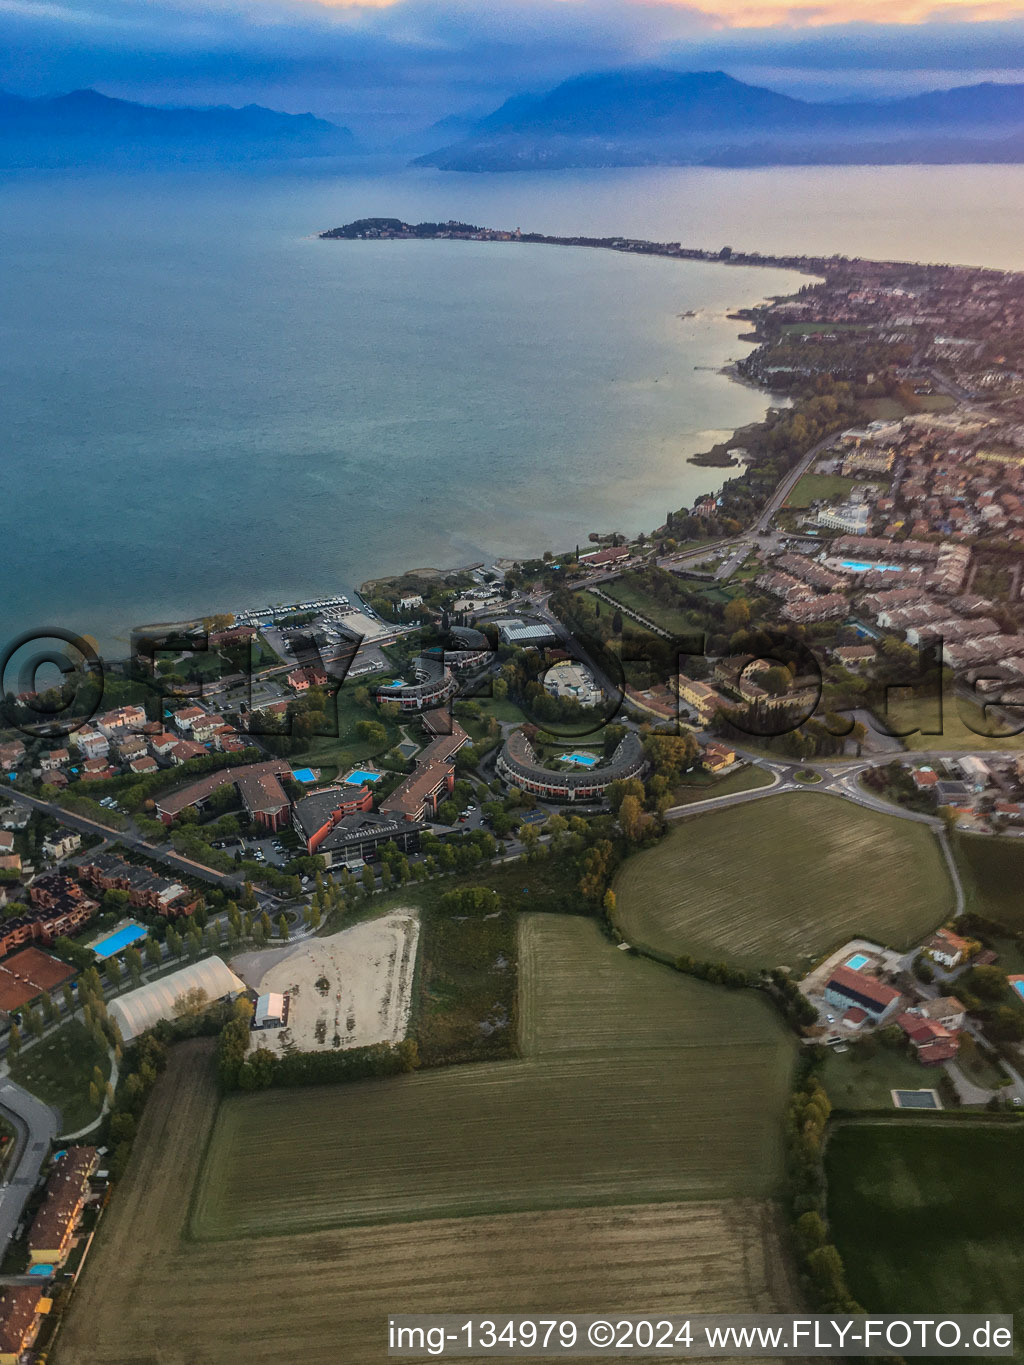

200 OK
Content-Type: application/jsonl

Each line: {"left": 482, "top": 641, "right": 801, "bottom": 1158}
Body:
{"left": 0, "top": 788, "right": 247, "bottom": 891}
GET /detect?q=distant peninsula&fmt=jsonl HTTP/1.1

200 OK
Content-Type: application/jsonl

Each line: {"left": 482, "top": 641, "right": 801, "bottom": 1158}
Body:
{"left": 320, "top": 217, "right": 830, "bottom": 276}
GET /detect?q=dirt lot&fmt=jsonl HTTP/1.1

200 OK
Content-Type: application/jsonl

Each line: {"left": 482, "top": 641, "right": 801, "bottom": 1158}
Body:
{"left": 56, "top": 1042, "right": 794, "bottom": 1365}
{"left": 231, "top": 911, "right": 419, "bottom": 1054}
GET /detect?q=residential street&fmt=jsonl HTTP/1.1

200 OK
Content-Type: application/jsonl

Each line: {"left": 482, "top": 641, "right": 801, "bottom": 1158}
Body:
{"left": 0, "top": 1080, "right": 59, "bottom": 1254}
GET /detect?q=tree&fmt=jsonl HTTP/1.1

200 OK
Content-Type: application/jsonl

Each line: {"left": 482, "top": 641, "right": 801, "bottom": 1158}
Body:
{"left": 611, "top": 609, "right": 623, "bottom": 635}
{"left": 361, "top": 865, "right": 376, "bottom": 895}
{"left": 795, "top": 1210, "right": 827, "bottom": 1254}
{"left": 805, "top": 1244, "right": 849, "bottom": 1307}
{"left": 7, "top": 1024, "right": 20, "bottom": 1059}
{"left": 723, "top": 598, "right": 751, "bottom": 633}
{"left": 602, "top": 888, "right": 617, "bottom": 917}
{"left": 145, "top": 937, "right": 163, "bottom": 969}
{"left": 759, "top": 665, "right": 793, "bottom": 697}
{"left": 912, "top": 953, "right": 934, "bottom": 984}
{"left": 966, "top": 964, "right": 1009, "bottom": 1002}
{"left": 356, "top": 719, "right": 387, "bottom": 747}
{"left": 104, "top": 957, "right": 122, "bottom": 989}
{"left": 41, "top": 991, "right": 58, "bottom": 1026}
{"left": 277, "top": 913, "right": 289, "bottom": 941}
{"left": 173, "top": 986, "right": 210, "bottom": 1019}
{"left": 618, "top": 794, "right": 646, "bottom": 843}
{"left": 62, "top": 983, "right": 75, "bottom": 1015}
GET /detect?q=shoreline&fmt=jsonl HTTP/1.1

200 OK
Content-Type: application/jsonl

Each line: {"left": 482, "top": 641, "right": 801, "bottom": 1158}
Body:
{"left": 120, "top": 243, "right": 795, "bottom": 655}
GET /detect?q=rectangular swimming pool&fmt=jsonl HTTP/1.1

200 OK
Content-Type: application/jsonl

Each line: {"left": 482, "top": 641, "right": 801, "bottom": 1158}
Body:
{"left": 840, "top": 560, "right": 903, "bottom": 573}
{"left": 1012, "top": 980, "right": 1024, "bottom": 1002}
{"left": 559, "top": 752, "right": 599, "bottom": 768}
{"left": 90, "top": 921, "right": 148, "bottom": 959}
{"left": 846, "top": 953, "right": 870, "bottom": 970}
{"left": 345, "top": 768, "right": 382, "bottom": 785}
{"left": 292, "top": 767, "right": 317, "bottom": 784}
{"left": 893, "top": 1089, "right": 940, "bottom": 1109}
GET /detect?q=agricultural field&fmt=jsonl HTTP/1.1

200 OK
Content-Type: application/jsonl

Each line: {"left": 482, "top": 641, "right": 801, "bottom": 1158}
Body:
{"left": 190, "top": 915, "right": 794, "bottom": 1239}
{"left": 612, "top": 793, "right": 952, "bottom": 972}
{"left": 827, "top": 1124, "right": 1024, "bottom": 1357}
{"left": 956, "top": 833, "right": 1024, "bottom": 934}
{"left": 57, "top": 1042, "right": 794, "bottom": 1365}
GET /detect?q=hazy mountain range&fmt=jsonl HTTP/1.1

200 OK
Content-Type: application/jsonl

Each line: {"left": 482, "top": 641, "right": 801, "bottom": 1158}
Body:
{"left": 416, "top": 69, "right": 1024, "bottom": 171}
{"left": 12, "top": 71, "right": 1024, "bottom": 171}
{"left": 0, "top": 88, "right": 354, "bottom": 168}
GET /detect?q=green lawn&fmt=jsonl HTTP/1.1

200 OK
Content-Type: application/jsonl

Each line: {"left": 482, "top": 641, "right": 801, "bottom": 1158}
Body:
{"left": 613, "top": 793, "right": 953, "bottom": 972}
{"left": 781, "top": 322, "right": 872, "bottom": 335}
{"left": 191, "top": 915, "right": 794, "bottom": 1239}
{"left": 593, "top": 577, "right": 702, "bottom": 638}
{"left": 455, "top": 694, "right": 528, "bottom": 735}
{"left": 283, "top": 672, "right": 404, "bottom": 771}
{"left": 859, "top": 394, "right": 955, "bottom": 420}
{"left": 579, "top": 589, "right": 661, "bottom": 639}
{"left": 820, "top": 1045, "right": 944, "bottom": 1111}
{"left": 670, "top": 764, "right": 774, "bottom": 805}
{"left": 827, "top": 1124, "right": 1024, "bottom": 1356}
{"left": 10, "top": 1020, "right": 110, "bottom": 1133}
{"left": 784, "top": 474, "right": 860, "bottom": 508}
{"left": 888, "top": 697, "right": 1024, "bottom": 752}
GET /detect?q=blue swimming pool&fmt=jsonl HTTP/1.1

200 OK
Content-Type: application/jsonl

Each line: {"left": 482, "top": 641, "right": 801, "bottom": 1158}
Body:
{"left": 559, "top": 752, "right": 599, "bottom": 768}
{"left": 292, "top": 768, "right": 317, "bottom": 783}
{"left": 91, "top": 921, "right": 148, "bottom": 959}
{"left": 345, "top": 768, "right": 382, "bottom": 785}
{"left": 846, "top": 953, "right": 870, "bottom": 970}
{"left": 28, "top": 1264, "right": 54, "bottom": 1277}
{"left": 840, "top": 560, "right": 903, "bottom": 573}
{"left": 1012, "top": 980, "right": 1024, "bottom": 1002}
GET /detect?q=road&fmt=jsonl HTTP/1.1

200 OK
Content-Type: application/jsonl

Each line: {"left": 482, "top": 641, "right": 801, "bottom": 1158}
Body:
{"left": 1, "top": 788, "right": 245, "bottom": 891}
{"left": 0, "top": 1080, "right": 59, "bottom": 1253}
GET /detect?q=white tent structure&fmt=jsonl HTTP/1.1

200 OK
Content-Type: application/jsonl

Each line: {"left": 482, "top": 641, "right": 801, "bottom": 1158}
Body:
{"left": 109, "top": 958, "right": 246, "bottom": 1041}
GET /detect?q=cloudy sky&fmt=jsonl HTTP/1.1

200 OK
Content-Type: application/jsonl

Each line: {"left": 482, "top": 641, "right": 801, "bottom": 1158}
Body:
{"left": 7, "top": 0, "right": 1024, "bottom": 138}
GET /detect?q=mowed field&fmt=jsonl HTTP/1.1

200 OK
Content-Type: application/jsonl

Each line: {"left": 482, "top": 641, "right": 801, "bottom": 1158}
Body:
{"left": 827, "top": 1124, "right": 1024, "bottom": 1358}
{"left": 956, "top": 832, "right": 1024, "bottom": 934}
{"left": 56, "top": 935, "right": 798, "bottom": 1365}
{"left": 190, "top": 915, "right": 794, "bottom": 1239}
{"left": 613, "top": 793, "right": 951, "bottom": 972}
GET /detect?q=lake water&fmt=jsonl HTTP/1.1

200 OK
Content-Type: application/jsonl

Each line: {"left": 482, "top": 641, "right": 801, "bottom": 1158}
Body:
{"left": 6, "top": 160, "right": 1024, "bottom": 656}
